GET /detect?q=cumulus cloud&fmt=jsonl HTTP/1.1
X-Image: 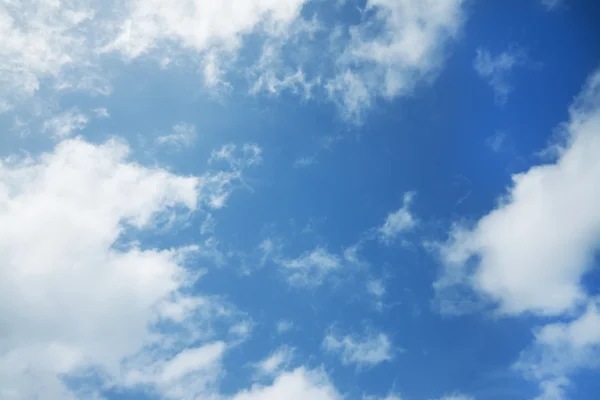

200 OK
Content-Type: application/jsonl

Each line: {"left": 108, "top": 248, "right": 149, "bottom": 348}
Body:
{"left": 435, "top": 68, "right": 600, "bottom": 316}
{"left": 474, "top": 47, "right": 526, "bottom": 105}
{"left": 514, "top": 300, "right": 600, "bottom": 400}
{"left": 379, "top": 191, "right": 417, "bottom": 243}
{"left": 323, "top": 328, "right": 394, "bottom": 368}
{"left": 327, "top": 0, "right": 466, "bottom": 121}
{"left": 0, "top": 135, "right": 264, "bottom": 399}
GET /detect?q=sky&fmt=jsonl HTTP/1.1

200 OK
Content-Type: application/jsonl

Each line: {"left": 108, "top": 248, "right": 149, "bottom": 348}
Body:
{"left": 1, "top": 0, "right": 600, "bottom": 400}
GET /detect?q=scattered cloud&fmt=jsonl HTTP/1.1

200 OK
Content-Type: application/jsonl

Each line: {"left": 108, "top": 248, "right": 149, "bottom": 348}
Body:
{"left": 486, "top": 131, "right": 506, "bottom": 153}
{"left": 433, "top": 395, "right": 474, "bottom": 400}
{"left": 104, "top": 0, "right": 310, "bottom": 86}
{"left": 294, "top": 135, "right": 342, "bottom": 168}
{"left": 435, "top": 68, "right": 600, "bottom": 316}
{"left": 156, "top": 122, "right": 197, "bottom": 150}
{"left": 93, "top": 107, "right": 110, "bottom": 118}
{"left": 123, "top": 341, "right": 227, "bottom": 399}
{"left": 327, "top": 0, "right": 466, "bottom": 121}
{"left": 474, "top": 47, "right": 527, "bottom": 105}
{"left": 42, "top": 108, "right": 89, "bottom": 138}
{"left": 514, "top": 300, "right": 600, "bottom": 400}
{"left": 379, "top": 192, "right": 417, "bottom": 243}
{"left": 0, "top": 0, "right": 100, "bottom": 108}
{"left": 276, "top": 320, "right": 295, "bottom": 334}
{"left": 279, "top": 247, "right": 343, "bottom": 286}
{"left": 323, "top": 328, "right": 394, "bottom": 368}
{"left": 252, "top": 346, "right": 295, "bottom": 378}
{"left": 203, "top": 143, "right": 263, "bottom": 209}
{"left": 232, "top": 367, "right": 342, "bottom": 400}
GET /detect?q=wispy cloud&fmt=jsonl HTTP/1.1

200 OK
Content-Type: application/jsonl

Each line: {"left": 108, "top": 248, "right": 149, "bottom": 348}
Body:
{"left": 252, "top": 346, "right": 295, "bottom": 378}
{"left": 323, "top": 328, "right": 394, "bottom": 368}
{"left": 379, "top": 192, "right": 417, "bottom": 243}
{"left": 42, "top": 108, "right": 88, "bottom": 138}
{"left": 156, "top": 122, "right": 197, "bottom": 150}
{"left": 474, "top": 47, "right": 527, "bottom": 105}
{"left": 279, "top": 247, "right": 343, "bottom": 286}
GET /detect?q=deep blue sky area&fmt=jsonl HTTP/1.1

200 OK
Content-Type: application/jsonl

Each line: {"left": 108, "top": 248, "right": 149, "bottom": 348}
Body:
{"left": 1, "top": 1, "right": 600, "bottom": 400}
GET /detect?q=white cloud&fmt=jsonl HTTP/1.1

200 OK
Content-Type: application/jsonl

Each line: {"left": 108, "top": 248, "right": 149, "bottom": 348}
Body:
{"left": 93, "top": 107, "right": 110, "bottom": 118}
{"left": 203, "top": 143, "right": 263, "bottom": 209}
{"left": 328, "top": 0, "right": 466, "bottom": 120}
{"left": 0, "top": 135, "right": 264, "bottom": 399}
{"left": 379, "top": 192, "right": 417, "bottom": 243}
{"left": 229, "top": 319, "right": 255, "bottom": 341}
{"left": 124, "top": 341, "right": 227, "bottom": 399}
{"left": 232, "top": 367, "right": 342, "bottom": 400}
{"left": 252, "top": 346, "right": 295, "bottom": 378}
{"left": 276, "top": 320, "right": 295, "bottom": 334}
{"left": 474, "top": 47, "right": 526, "bottom": 105}
{"left": 434, "top": 396, "right": 474, "bottom": 400}
{"left": 104, "top": 0, "right": 309, "bottom": 90}
{"left": 0, "top": 137, "right": 201, "bottom": 398}
{"left": 540, "top": 0, "right": 562, "bottom": 11}
{"left": 367, "top": 279, "right": 386, "bottom": 299}
{"left": 435, "top": 68, "right": 600, "bottom": 316}
{"left": 515, "top": 300, "right": 600, "bottom": 400}
{"left": 156, "top": 122, "right": 197, "bottom": 149}
{"left": 323, "top": 329, "right": 394, "bottom": 368}
{"left": 0, "top": 0, "right": 107, "bottom": 109}
{"left": 279, "top": 247, "right": 342, "bottom": 286}
{"left": 42, "top": 108, "right": 89, "bottom": 138}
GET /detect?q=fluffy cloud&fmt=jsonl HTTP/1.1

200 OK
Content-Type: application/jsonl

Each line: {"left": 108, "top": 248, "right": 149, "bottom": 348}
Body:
{"left": 104, "top": 0, "right": 309, "bottom": 85}
{"left": 435, "top": 68, "right": 600, "bottom": 316}
{"left": 379, "top": 191, "right": 417, "bottom": 243}
{"left": 323, "top": 329, "right": 394, "bottom": 368}
{"left": 474, "top": 47, "right": 527, "bottom": 105}
{"left": 232, "top": 367, "right": 342, "bottom": 400}
{"left": 0, "top": 135, "right": 261, "bottom": 399}
{"left": 514, "top": 300, "right": 600, "bottom": 400}
{"left": 328, "top": 0, "right": 466, "bottom": 120}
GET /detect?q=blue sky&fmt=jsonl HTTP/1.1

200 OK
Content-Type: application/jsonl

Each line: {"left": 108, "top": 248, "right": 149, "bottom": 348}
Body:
{"left": 1, "top": 1, "right": 600, "bottom": 400}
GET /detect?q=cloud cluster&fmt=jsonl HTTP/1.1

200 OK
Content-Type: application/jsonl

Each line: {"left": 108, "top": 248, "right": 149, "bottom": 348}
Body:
{"left": 436, "top": 68, "right": 600, "bottom": 397}
{"left": 2, "top": 0, "right": 467, "bottom": 120}
{"left": 0, "top": 135, "right": 263, "bottom": 399}
{"left": 328, "top": 0, "right": 465, "bottom": 120}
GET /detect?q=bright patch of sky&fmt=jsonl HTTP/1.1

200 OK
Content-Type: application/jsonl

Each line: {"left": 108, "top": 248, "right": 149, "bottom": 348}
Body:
{"left": 1, "top": 1, "right": 600, "bottom": 400}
